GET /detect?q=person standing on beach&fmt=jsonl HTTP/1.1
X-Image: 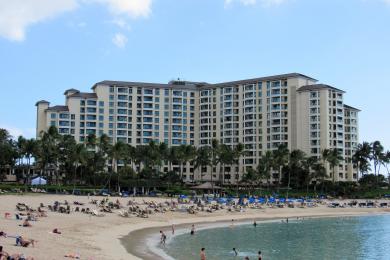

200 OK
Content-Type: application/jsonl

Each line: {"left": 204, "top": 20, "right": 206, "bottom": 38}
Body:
{"left": 200, "top": 248, "right": 206, "bottom": 260}
{"left": 258, "top": 251, "right": 262, "bottom": 260}
{"left": 232, "top": 248, "right": 238, "bottom": 256}
{"left": 172, "top": 224, "right": 175, "bottom": 235}
{"left": 253, "top": 220, "right": 257, "bottom": 227}
{"left": 191, "top": 224, "right": 195, "bottom": 235}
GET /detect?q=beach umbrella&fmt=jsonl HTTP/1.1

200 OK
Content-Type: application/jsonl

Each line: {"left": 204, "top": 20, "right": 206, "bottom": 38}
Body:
{"left": 268, "top": 198, "right": 275, "bottom": 203}
{"left": 218, "top": 198, "right": 227, "bottom": 203}
{"left": 279, "top": 198, "right": 286, "bottom": 203}
{"left": 257, "top": 198, "right": 265, "bottom": 203}
{"left": 249, "top": 197, "right": 256, "bottom": 204}
{"left": 31, "top": 177, "right": 47, "bottom": 186}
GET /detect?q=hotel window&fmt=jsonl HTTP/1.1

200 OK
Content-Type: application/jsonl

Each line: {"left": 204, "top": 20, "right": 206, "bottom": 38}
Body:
{"left": 50, "top": 113, "right": 56, "bottom": 119}
{"left": 80, "top": 100, "right": 85, "bottom": 106}
{"left": 155, "top": 89, "right": 160, "bottom": 95}
{"left": 87, "top": 100, "right": 96, "bottom": 106}
{"left": 99, "top": 101, "right": 104, "bottom": 107}
{"left": 110, "top": 87, "right": 114, "bottom": 93}
{"left": 165, "top": 89, "right": 169, "bottom": 96}
{"left": 71, "top": 114, "right": 75, "bottom": 120}
{"left": 155, "top": 97, "right": 160, "bottom": 102}
{"left": 50, "top": 121, "right": 56, "bottom": 126}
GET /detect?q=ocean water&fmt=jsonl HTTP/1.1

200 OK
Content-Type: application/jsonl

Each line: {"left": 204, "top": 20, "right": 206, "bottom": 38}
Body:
{"left": 162, "top": 215, "right": 390, "bottom": 260}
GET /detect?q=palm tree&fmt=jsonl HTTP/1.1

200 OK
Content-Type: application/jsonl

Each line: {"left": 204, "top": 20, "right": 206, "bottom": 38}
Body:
{"left": 286, "top": 149, "right": 306, "bottom": 199}
{"left": 322, "top": 148, "right": 343, "bottom": 183}
{"left": 311, "top": 162, "right": 327, "bottom": 194}
{"left": 210, "top": 139, "right": 221, "bottom": 189}
{"left": 178, "top": 144, "right": 196, "bottom": 180}
{"left": 352, "top": 142, "right": 372, "bottom": 180}
{"left": 0, "top": 129, "right": 18, "bottom": 181}
{"left": 272, "top": 144, "right": 289, "bottom": 192}
{"left": 71, "top": 143, "right": 87, "bottom": 193}
{"left": 257, "top": 152, "right": 273, "bottom": 190}
{"left": 166, "top": 146, "right": 179, "bottom": 172}
{"left": 38, "top": 126, "right": 61, "bottom": 184}
{"left": 219, "top": 144, "right": 235, "bottom": 188}
{"left": 23, "top": 139, "right": 38, "bottom": 185}
{"left": 193, "top": 146, "right": 212, "bottom": 183}
{"left": 233, "top": 143, "right": 245, "bottom": 186}
{"left": 108, "top": 141, "right": 127, "bottom": 192}
{"left": 371, "top": 141, "right": 384, "bottom": 185}
{"left": 302, "top": 156, "right": 318, "bottom": 197}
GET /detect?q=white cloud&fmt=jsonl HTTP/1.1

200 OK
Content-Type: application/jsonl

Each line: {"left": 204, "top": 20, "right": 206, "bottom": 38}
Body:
{"left": 0, "top": 124, "right": 36, "bottom": 139}
{"left": 91, "top": 0, "right": 152, "bottom": 18}
{"left": 112, "top": 32, "right": 127, "bottom": 48}
{"left": 0, "top": 0, "right": 78, "bottom": 41}
{"left": 382, "top": 0, "right": 390, "bottom": 4}
{"left": 0, "top": 0, "right": 152, "bottom": 42}
{"left": 110, "top": 18, "right": 131, "bottom": 30}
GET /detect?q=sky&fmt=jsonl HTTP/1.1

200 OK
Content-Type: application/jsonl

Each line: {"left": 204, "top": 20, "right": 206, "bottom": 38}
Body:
{"left": 0, "top": 0, "right": 389, "bottom": 153}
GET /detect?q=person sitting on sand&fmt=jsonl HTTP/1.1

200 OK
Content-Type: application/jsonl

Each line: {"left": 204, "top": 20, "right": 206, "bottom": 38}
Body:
{"left": 22, "top": 219, "right": 32, "bottom": 227}
{"left": 0, "top": 246, "right": 9, "bottom": 260}
{"left": 16, "top": 236, "right": 36, "bottom": 247}
{"left": 52, "top": 228, "right": 61, "bottom": 234}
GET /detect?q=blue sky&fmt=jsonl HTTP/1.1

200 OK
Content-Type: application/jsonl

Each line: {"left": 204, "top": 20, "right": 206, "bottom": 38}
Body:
{"left": 0, "top": 0, "right": 389, "bottom": 153}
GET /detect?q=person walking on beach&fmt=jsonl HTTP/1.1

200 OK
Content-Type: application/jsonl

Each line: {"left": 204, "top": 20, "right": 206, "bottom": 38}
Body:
{"left": 172, "top": 224, "right": 175, "bottom": 235}
{"left": 200, "top": 247, "right": 206, "bottom": 260}
{"left": 258, "top": 250, "right": 262, "bottom": 260}
{"left": 232, "top": 248, "right": 238, "bottom": 256}
{"left": 253, "top": 220, "right": 257, "bottom": 227}
{"left": 191, "top": 224, "right": 195, "bottom": 235}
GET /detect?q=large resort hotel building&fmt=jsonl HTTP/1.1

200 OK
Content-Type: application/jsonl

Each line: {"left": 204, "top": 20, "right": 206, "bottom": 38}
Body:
{"left": 36, "top": 73, "right": 360, "bottom": 183}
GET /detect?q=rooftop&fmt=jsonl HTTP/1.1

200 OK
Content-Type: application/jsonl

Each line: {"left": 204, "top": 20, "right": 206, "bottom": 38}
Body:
{"left": 46, "top": 105, "right": 69, "bottom": 112}
{"left": 68, "top": 92, "right": 98, "bottom": 99}
{"left": 93, "top": 73, "right": 317, "bottom": 90}
{"left": 344, "top": 104, "right": 361, "bottom": 112}
{"left": 213, "top": 73, "right": 317, "bottom": 87}
{"left": 297, "top": 84, "right": 345, "bottom": 93}
{"left": 35, "top": 100, "right": 50, "bottom": 106}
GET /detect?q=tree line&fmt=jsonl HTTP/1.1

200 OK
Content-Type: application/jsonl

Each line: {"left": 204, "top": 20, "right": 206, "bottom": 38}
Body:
{"left": 0, "top": 126, "right": 389, "bottom": 192}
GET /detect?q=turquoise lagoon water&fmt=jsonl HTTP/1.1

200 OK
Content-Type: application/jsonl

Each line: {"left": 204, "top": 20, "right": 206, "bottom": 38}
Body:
{"left": 162, "top": 215, "right": 390, "bottom": 260}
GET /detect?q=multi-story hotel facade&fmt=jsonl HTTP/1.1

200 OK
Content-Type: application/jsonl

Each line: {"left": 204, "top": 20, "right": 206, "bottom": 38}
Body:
{"left": 36, "top": 73, "right": 360, "bottom": 183}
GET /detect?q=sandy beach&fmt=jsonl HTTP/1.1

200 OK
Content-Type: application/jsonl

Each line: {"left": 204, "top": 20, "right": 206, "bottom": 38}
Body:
{"left": 0, "top": 194, "right": 389, "bottom": 260}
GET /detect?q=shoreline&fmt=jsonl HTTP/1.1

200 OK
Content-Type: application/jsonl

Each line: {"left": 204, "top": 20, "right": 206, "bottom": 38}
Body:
{"left": 119, "top": 210, "right": 390, "bottom": 260}
{"left": 1, "top": 194, "right": 389, "bottom": 260}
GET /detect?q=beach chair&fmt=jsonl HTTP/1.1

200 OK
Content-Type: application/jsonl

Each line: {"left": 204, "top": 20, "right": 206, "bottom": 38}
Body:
{"left": 92, "top": 209, "right": 104, "bottom": 217}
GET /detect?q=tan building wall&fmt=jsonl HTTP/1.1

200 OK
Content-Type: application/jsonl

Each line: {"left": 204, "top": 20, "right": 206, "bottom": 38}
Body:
{"left": 36, "top": 73, "right": 360, "bottom": 183}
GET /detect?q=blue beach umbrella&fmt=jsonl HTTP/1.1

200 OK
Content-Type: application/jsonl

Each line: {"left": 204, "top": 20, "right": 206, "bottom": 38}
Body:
{"left": 218, "top": 198, "right": 227, "bottom": 203}
{"left": 257, "top": 198, "right": 265, "bottom": 203}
